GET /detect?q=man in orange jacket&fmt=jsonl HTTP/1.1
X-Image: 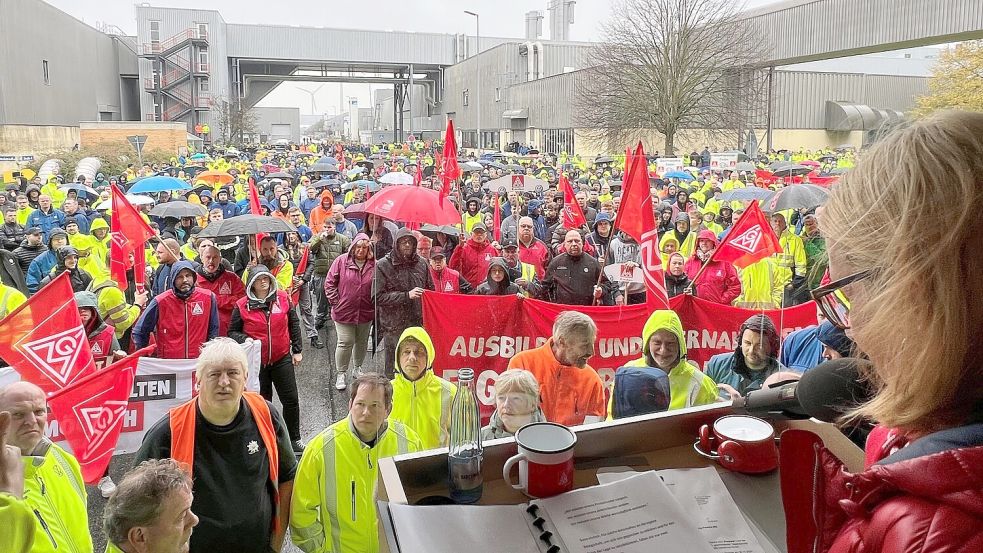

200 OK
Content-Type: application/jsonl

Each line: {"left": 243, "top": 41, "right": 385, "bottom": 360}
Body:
{"left": 308, "top": 191, "right": 335, "bottom": 234}
{"left": 507, "top": 311, "right": 606, "bottom": 427}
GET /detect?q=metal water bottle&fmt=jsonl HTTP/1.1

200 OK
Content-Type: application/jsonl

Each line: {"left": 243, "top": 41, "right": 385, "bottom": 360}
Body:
{"left": 448, "top": 368, "right": 483, "bottom": 503}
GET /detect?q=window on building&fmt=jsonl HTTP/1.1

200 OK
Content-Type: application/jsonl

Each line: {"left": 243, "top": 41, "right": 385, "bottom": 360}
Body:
{"left": 495, "top": 87, "right": 501, "bottom": 102}
{"left": 197, "top": 23, "right": 209, "bottom": 40}
{"left": 42, "top": 60, "right": 49, "bottom": 85}
{"left": 150, "top": 20, "right": 161, "bottom": 50}
{"left": 463, "top": 89, "right": 470, "bottom": 107}
{"left": 198, "top": 50, "right": 209, "bottom": 73}
{"left": 199, "top": 79, "right": 210, "bottom": 93}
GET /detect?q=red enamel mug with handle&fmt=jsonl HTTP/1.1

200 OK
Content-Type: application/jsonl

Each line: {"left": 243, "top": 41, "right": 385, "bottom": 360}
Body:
{"left": 694, "top": 415, "right": 779, "bottom": 474}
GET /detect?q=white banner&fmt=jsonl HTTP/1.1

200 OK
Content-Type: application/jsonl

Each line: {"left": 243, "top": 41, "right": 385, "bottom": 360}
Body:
{"left": 0, "top": 340, "right": 261, "bottom": 455}
{"left": 710, "top": 153, "right": 739, "bottom": 171}
{"left": 603, "top": 262, "right": 644, "bottom": 284}
{"left": 656, "top": 157, "right": 685, "bottom": 175}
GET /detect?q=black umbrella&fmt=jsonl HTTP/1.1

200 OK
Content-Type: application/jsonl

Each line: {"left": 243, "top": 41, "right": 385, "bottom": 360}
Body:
{"left": 772, "top": 164, "right": 813, "bottom": 177}
{"left": 762, "top": 184, "right": 829, "bottom": 212}
{"left": 197, "top": 215, "right": 296, "bottom": 238}
{"left": 149, "top": 201, "right": 208, "bottom": 218}
{"left": 718, "top": 187, "right": 774, "bottom": 202}
{"left": 420, "top": 223, "right": 462, "bottom": 237}
{"left": 267, "top": 171, "right": 293, "bottom": 180}
{"left": 595, "top": 156, "right": 615, "bottom": 164}
{"left": 313, "top": 178, "right": 344, "bottom": 190}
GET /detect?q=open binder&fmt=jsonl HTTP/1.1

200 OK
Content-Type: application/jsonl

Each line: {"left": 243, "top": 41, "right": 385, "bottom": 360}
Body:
{"left": 382, "top": 471, "right": 728, "bottom": 553}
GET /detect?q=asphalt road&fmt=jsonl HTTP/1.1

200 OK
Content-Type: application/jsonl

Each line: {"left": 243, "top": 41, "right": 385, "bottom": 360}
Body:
{"left": 85, "top": 323, "right": 383, "bottom": 552}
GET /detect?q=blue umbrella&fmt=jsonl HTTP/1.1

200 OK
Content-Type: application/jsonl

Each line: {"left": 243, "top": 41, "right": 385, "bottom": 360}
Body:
{"left": 189, "top": 153, "right": 210, "bottom": 161}
{"left": 663, "top": 170, "right": 695, "bottom": 181}
{"left": 128, "top": 176, "right": 191, "bottom": 194}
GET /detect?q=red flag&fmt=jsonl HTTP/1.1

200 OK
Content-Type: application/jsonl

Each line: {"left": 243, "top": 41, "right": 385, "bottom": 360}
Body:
{"left": 616, "top": 143, "right": 670, "bottom": 310}
{"left": 47, "top": 347, "right": 151, "bottom": 483}
{"left": 248, "top": 180, "right": 267, "bottom": 250}
{"left": 439, "top": 120, "right": 460, "bottom": 204}
{"left": 493, "top": 193, "right": 502, "bottom": 241}
{"left": 710, "top": 200, "right": 783, "bottom": 269}
{"left": 413, "top": 165, "right": 422, "bottom": 187}
{"left": 0, "top": 272, "right": 96, "bottom": 395}
{"left": 559, "top": 175, "right": 587, "bottom": 229}
{"left": 290, "top": 247, "right": 310, "bottom": 305}
{"left": 110, "top": 183, "right": 155, "bottom": 288}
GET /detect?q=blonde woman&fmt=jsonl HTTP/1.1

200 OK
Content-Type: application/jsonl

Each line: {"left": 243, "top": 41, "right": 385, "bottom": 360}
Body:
{"left": 481, "top": 369, "right": 546, "bottom": 440}
{"left": 783, "top": 112, "right": 983, "bottom": 553}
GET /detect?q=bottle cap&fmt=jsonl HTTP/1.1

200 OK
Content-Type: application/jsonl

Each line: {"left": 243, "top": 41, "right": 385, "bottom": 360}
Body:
{"left": 459, "top": 368, "right": 474, "bottom": 381}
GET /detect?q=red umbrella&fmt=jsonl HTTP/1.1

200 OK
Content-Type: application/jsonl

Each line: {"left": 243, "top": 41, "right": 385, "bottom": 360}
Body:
{"left": 363, "top": 185, "right": 461, "bottom": 225}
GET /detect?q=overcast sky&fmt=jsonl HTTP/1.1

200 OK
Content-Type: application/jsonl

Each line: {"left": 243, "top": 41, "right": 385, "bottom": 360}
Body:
{"left": 48, "top": 0, "right": 779, "bottom": 114}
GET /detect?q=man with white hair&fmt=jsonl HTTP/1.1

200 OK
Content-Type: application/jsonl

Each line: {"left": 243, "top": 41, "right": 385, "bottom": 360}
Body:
{"left": 134, "top": 338, "right": 297, "bottom": 553}
{"left": 0, "top": 381, "right": 93, "bottom": 553}
{"left": 507, "top": 311, "right": 606, "bottom": 426}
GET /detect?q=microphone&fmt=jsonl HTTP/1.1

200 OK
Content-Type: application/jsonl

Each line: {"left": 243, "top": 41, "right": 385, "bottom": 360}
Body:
{"left": 734, "top": 358, "right": 874, "bottom": 421}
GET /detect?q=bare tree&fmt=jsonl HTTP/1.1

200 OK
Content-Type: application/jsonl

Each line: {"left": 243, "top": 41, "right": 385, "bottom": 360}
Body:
{"left": 576, "top": 0, "right": 768, "bottom": 155}
{"left": 214, "top": 96, "right": 259, "bottom": 145}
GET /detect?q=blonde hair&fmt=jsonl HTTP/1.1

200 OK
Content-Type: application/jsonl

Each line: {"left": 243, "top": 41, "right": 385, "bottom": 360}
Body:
{"left": 819, "top": 111, "right": 983, "bottom": 433}
{"left": 493, "top": 369, "right": 540, "bottom": 400}
{"left": 195, "top": 337, "right": 249, "bottom": 379}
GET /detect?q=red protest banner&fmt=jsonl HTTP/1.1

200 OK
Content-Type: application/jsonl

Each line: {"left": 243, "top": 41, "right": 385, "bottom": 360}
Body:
{"left": 422, "top": 292, "right": 817, "bottom": 422}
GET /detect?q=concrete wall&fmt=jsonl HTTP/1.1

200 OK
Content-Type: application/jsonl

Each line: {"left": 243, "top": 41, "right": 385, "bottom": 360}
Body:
{"left": 251, "top": 107, "right": 301, "bottom": 143}
{"left": 79, "top": 122, "right": 188, "bottom": 152}
{"left": 0, "top": 125, "right": 79, "bottom": 158}
{"left": 0, "top": 0, "right": 129, "bottom": 125}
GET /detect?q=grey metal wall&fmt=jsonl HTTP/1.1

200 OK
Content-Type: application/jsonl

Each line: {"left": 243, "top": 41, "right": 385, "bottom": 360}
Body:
{"left": 0, "top": 0, "right": 127, "bottom": 125}
{"left": 747, "top": 0, "right": 983, "bottom": 65}
{"left": 506, "top": 71, "right": 586, "bottom": 129}
{"left": 252, "top": 107, "right": 300, "bottom": 142}
{"left": 771, "top": 70, "right": 928, "bottom": 129}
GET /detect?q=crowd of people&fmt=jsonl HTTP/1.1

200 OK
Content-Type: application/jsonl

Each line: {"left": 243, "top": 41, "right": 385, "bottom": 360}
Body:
{"left": 2, "top": 111, "right": 981, "bottom": 553}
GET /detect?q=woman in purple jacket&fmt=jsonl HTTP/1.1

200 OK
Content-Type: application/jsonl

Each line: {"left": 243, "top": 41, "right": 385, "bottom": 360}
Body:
{"left": 324, "top": 233, "right": 374, "bottom": 391}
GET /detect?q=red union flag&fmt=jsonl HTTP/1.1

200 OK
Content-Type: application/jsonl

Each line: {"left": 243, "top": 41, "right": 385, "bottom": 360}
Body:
{"left": 46, "top": 347, "right": 150, "bottom": 483}
{"left": 711, "top": 200, "right": 783, "bottom": 269}
{"left": 0, "top": 272, "right": 96, "bottom": 394}
{"left": 110, "top": 183, "right": 156, "bottom": 287}
{"left": 616, "top": 143, "right": 670, "bottom": 310}
{"left": 559, "top": 174, "right": 587, "bottom": 228}
{"left": 439, "top": 119, "right": 460, "bottom": 204}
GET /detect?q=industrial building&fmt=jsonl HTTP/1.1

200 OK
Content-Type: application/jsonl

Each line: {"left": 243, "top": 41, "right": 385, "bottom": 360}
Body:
{"left": 2, "top": 0, "right": 983, "bottom": 160}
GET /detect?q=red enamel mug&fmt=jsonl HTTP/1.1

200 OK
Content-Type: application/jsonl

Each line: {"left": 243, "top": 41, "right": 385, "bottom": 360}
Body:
{"left": 503, "top": 422, "right": 577, "bottom": 498}
{"left": 694, "top": 415, "right": 779, "bottom": 474}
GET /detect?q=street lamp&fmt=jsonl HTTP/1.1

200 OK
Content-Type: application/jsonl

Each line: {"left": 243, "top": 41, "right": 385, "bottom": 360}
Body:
{"left": 464, "top": 10, "right": 480, "bottom": 152}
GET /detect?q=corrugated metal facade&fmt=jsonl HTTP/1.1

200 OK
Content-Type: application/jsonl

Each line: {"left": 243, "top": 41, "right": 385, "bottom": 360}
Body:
{"left": 771, "top": 70, "right": 928, "bottom": 129}
{"left": 506, "top": 71, "right": 588, "bottom": 129}
{"left": 748, "top": 0, "right": 983, "bottom": 65}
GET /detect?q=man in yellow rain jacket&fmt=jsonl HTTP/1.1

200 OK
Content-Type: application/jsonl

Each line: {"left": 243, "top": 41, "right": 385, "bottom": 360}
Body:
{"left": 770, "top": 213, "right": 807, "bottom": 305}
{"left": 291, "top": 374, "right": 422, "bottom": 553}
{"left": 389, "top": 327, "right": 456, "bottom": 451}
{"left": 735, "top": 257, "right": 788, "bottom": 309}
{"left": 617, "top": 310, "right": 719, "bottom": 411}
{"left": 0, "top": 382, "right": 92, "bottom": 553}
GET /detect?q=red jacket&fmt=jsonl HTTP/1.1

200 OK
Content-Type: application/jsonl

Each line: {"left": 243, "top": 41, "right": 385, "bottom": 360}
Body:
{"left": 780, "top": 428, "right": 983, "bottom": 553}
{"left": 235, "top": 290, "right": 292, "bottom": 366}
{"left": 88, "top": 324, "right": 116, "bottom": 369}
{"left": 429, "top": 266, "right": 465, "bottom": 293}
{"left": 154, "top": 287, "right": 216, "bottom": 359}
{"left": 448, "top": 238, "right": 498, "bottom": 288}
{"left": 518, "top": 238, "right": 550, "bottom": 278}
{"left": 196, "top": 267, "right": 246, "bottom": 336}
{"left": 684, "top": 230, "right": 740, "bottom": 305}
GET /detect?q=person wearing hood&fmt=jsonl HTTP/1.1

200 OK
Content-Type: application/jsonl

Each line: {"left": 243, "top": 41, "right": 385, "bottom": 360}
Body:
{"left": 659, "top": 212, "right": 696, "bottom": 259}
{"left": 448, "top": 222, "right": 498, "bottom": 288}
{"left": 462, "top": 196, "right": 484, "bottom": 234}
{"left": 525, "top": 198, "right": 550, "bottom": 242}
{"left": 132, "top": 260, "right": 219, "bottom": 359}
{"left": 683, "top": 230, "right": 741, "bottom": 305}
{"left": 308, "top": 190, "right": 335, "bottom": 234}
{"left": 475, "top": 257, "right": 521, "bottom": 296}
{"left": 89, "top": 258, "right": 148, "bottom": 353}
{"left": 195, "top": 244, "right": 246, "bottom": 336}
{"left": 208, "top": 188, "right": 240, "bottom": 219}
{"left": 480, "top": 369, "right": 547, "bottom": 440}
{"left": 656, "top": 205, "right": 674, "bottom": 238}
{"left": 619, "top": 310, "right": 718, "bottom": 411}
{"left": 706, "top": 314, "right": 787, "bottom": 398}
{"left": 734, "top": 256, "right": 788, "bottom": 309}
{"left": 326, "top": 233, "right": 376, "bottom": 390}
{"left": 75, "top": 290, "right": 120, "bottom": 370}
{"left": 228, "top": 264, "right": 305, "bottom": 453}
{"left": 39, "top": 245, "right": 92, "bottom": 292}
{"left": 389, "top": 327, "right": 457, "bottom": 450}
{"left": 374, "top": 228, "right": 434, "bottom": 378}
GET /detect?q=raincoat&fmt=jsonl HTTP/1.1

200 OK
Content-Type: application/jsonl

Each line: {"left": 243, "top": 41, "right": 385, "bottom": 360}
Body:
{"left": 389, "top": 327, "right": 457, "bottom": 450}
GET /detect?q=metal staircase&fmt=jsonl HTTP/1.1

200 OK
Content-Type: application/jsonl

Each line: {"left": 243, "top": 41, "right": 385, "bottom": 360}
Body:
{"left": 141, "top": 28, "right": 211, "bottom": 128}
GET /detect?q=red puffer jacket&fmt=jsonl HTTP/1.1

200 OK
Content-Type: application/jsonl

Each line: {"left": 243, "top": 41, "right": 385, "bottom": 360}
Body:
{"left": 780, "top": 427, "right": 983, "bottom": 553}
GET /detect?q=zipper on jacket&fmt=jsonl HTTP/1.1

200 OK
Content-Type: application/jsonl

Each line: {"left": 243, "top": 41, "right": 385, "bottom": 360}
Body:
{"left": 184, "top": 301, "right": 190, "bottom": 358}
{"left": 351, "top": 479, "right": 357, "bottom": 522}
{"left": 40, "top": 475, "right": 80, "bottom": 553}
{"left": 265, "top": 307, "right": 273, "bottom": 362}
{"left": 34, "top": 509, "right": 57, "bottom": 548}
{"left": 810, "top": 442, "right": 823, "bottom": 553}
